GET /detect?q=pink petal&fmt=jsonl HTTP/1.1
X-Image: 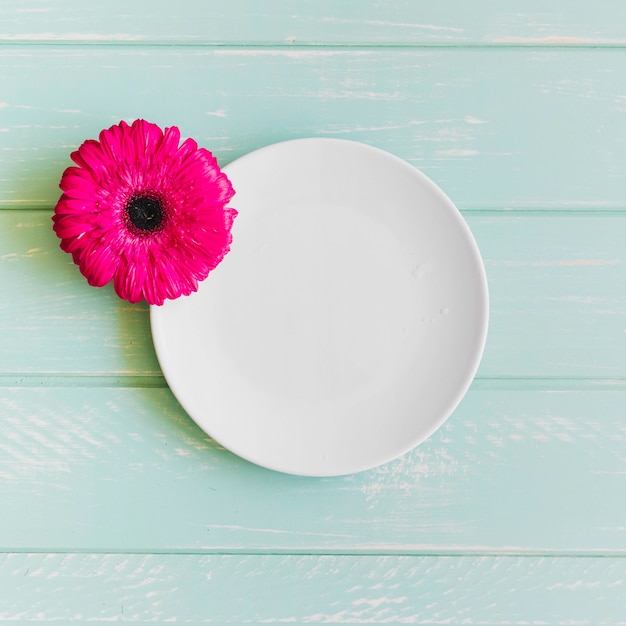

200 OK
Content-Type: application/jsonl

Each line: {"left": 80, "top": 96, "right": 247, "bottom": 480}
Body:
{"left": 77, "top": 139, "right": 112, "bottom": 179}
{"left": 53, "top": 214, "right": 97, "bottom": 239}
{"left": 60, "top": 171, "right": 99, "bottom": 200}
{"left": 80, "top": 241, "right": 118, "bottom": 287}
{"left": 157, "top": 125, "right": 182, "bottom": 160}
{"left": 98, "top": 123, "right": 126, "bottom": 164}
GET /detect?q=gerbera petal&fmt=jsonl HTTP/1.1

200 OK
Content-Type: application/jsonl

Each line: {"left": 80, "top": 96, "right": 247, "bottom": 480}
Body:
{"left": 223, "top": 207, "right": 238, "bottom": 229}
{"left": 112, "top": 254, "right": 133, "bottom": 303}
{"left": 80, "top": 241, "right": 118, "bottom": 287}
{"left": 164, "top": 245, "right": 203, "bottom": 284}
{"left": 176, "top": 136, "right": 199, "bottom": 158}
{"left": 177, "top": 153, "right": 235, "bottom": 207}
{"left": 160, "top": 256, "right": 197, "bottom": 299}
{"left": 138, "top": 257, "right": 159, "bottom": 305}
{"left": 60, "top": 170, "right": 100, "bottom": 200}
{"left": 98, "top": 123, "right": 126, "bottom": 164}
{"left": 54, "top": 194, "right": 88, "bottom": 215}
{"left": 124, "top": 255, "right": 147, "bottom": 304}
{"left": 53, "top": 214, "right": 98, "bottom": 240}
{"left": 77, "top": 139, "right": 113, "bottom": 178}
{"left": 158, "top": 125, "right": 181, "bottom": 160}
{"left": 133, "top": 119, "right": 164, "bottom": 161}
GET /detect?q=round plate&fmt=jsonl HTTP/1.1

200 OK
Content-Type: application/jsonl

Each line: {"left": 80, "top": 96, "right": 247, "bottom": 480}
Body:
{"left": 150, "top": 138, "right": 488, "bottom": 476}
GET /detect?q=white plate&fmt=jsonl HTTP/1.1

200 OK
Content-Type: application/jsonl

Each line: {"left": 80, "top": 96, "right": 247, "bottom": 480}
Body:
{"left": 150, "top": 138, "right": 488, "bottom": 476}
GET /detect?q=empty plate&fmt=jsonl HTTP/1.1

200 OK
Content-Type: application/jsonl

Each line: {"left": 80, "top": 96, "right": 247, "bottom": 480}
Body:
{"left": 150, "top": 138, "right": 488, "bottom": 476}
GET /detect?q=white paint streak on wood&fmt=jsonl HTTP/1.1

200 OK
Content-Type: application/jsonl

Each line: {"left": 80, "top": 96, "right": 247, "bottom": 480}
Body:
{"left": 465, "top": 115, "right": 488, "bottom": 124}
{"left": 322, "top": 123, "right": 414, "bottom": 134}
{"left": 318, "top": 16, "right": 463, "bottom": 33}
{"left": 208, "top": 525, "right": 354, "bottom": 539}
{"left": 0, "top": 32, "right": 147, "bottom": 41}
{"left": 501, "top": 259, "right": 619, "bottom": 267}
{"left": 437, "top": 148, "right": 479, "bottom": 156}
{"left": 317, "top": 89, "right": 405, "bottom": 101}
{"left": 357, "top": 447, "right": 459, "bottom": 506}
{"left": 352, "top": 595, "right": 407, "bottom": 608}
{"left": 497, "top": 36, "right": 626, "bottom": 45}
{"left": 213, "top": 49, "right": 372, "bottom": 58}
{"left": 555, "top": 259, "right": 620, "bottom": 266}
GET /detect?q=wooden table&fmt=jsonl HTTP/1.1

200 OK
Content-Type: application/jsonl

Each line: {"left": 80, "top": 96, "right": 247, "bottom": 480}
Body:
{"left": 1, "top": 2, "right": 625, "bottom": 623}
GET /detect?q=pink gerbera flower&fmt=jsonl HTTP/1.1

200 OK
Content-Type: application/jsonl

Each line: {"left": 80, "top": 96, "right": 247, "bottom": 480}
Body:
{"left": 52, "top": 119, "right": 236, "bottom": 305}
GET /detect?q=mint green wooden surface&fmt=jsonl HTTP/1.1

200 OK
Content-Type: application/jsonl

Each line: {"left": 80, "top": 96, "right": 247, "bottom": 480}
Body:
{"left": 1, "top": 554, "right": 625, "bottom": 624}
{"left": 1, "top": 1, "right": 625, "bottom": 623}
{"left": 2, "top": 48, "right": 626, "bottom": 210}
{"left": 2, "top": 211, "right": 625, "bottom": 378}
{"left": 3, "top": 0, "right": 626, "bottom": 45}
{"left": 1, "top": 386, "right": 625, "bottom": 552}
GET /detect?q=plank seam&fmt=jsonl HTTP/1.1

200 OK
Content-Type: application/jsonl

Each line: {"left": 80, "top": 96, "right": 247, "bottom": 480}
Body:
{"left": 2, "top": 375, "right": 626, "bottom": 390}
{"left": 5, "top": 206, "right": 626, "bottom": 216}
{"left": 1, "top": 41, "right": 626, "bottom": 49}
{"left": 0, "top": 548, "right": 625, "bottom": 557}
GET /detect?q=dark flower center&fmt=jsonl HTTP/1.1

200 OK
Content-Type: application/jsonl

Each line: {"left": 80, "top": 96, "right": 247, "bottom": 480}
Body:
{"left": 125, "top": 195, "right": 165, "bottom": 232}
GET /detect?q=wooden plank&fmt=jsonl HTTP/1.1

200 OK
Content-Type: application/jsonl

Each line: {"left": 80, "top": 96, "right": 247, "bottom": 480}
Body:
{"left": 1, "top": 47, "right": 626, "bottom": 210}
{"left": 0, "top": 386, "right": 624, "bottom": 552}
{"left": 3, "top": 0, "right": 626, "bottom": 45}
{"left": 2, "top": 210, "right": 625, "bottom": 378}
{"left": 0, "top": 211, "right": 160, "bottom": 375}
{"left": 0, "top": 553, "right": 625, "bottom": 624}
{"left": 474, "top": 213, "right": 626, "bottom": 379}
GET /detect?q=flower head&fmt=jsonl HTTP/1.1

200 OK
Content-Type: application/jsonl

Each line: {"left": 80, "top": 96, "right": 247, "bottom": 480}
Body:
{"left": 53, "top": 119, "right": 236, "bottom": 305}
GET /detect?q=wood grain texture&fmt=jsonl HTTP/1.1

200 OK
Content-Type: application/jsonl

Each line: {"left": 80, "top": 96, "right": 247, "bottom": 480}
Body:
{"left": 1, "top": 47, "right": 626, "bottom": 210}
{"left": 2, "top": 211, "right": 625, "bottom": 378}
{"left": 1, "top": 2, "right": 625, "bottom": 622}
{"left": 3, "top": 0, "right": 626, "bottom": 45}
{"left": 0, "top": 385, "right": 624, "bottom": 552}
{"left": 0, "top": 553, "right": 625, "bottom": 624}
{"left": 0, "top": 211, "right": 159, "bottom": 375}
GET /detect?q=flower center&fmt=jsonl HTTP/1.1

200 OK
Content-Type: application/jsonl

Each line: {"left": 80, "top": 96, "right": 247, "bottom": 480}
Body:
{"left": 125, "top": 195, "right": 165, "bottom": 232}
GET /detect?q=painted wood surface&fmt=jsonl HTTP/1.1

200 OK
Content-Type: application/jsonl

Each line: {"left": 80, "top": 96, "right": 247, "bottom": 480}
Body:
{"left": 3, "top": 0, "right": 626, "bottom": 45}
{"left": 1, "top": 385, "right": 625, "bottom": 553}
{"left": 1, "top": 553, "right": 625, "bottom": 624}
{"left": 2, "top": 211, "right": 625, "bottom": 378}
{"left": 1, "top": 1, "right": 625, "bottom": 623}
{"left": 1, "top": 47, "right": 626, "bottom": 210}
